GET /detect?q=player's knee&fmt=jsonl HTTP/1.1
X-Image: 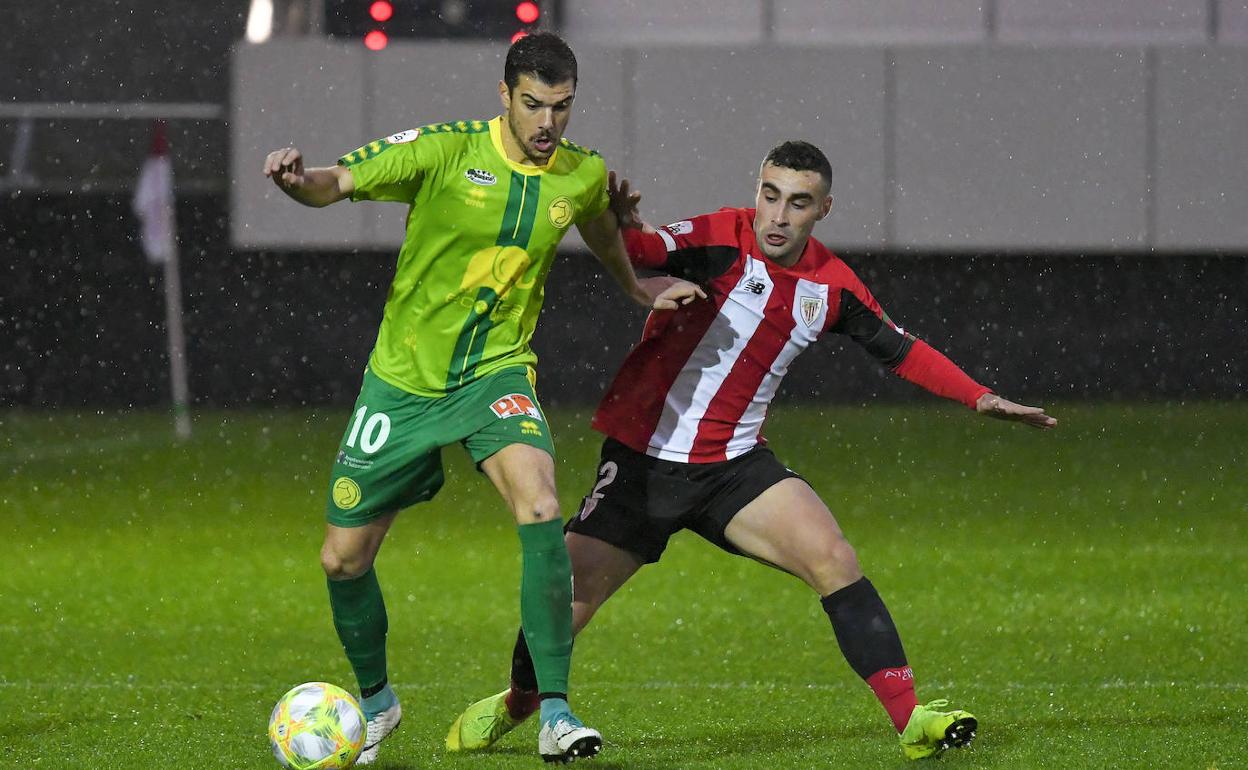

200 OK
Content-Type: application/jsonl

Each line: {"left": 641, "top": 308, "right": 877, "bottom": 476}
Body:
{"left": 516, "top": 492, "right": 561, "bottom": 525}
{"left": 320, "top": 543, "right": 372, "bottom": 580}
{"left": 807, "top": 535, "right": 863, "bottom": 594}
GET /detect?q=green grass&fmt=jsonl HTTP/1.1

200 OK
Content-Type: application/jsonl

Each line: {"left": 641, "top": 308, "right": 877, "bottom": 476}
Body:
{"left": 1, "top": 402, "right": 1245, "bottom": 769}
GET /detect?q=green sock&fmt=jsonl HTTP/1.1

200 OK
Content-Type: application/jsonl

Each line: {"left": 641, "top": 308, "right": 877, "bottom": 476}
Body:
{"left": 518, "top": 519, "right": 573, "bottom": 697}
{"left": 327, "top": 566, "right": 388, "bottom": 693}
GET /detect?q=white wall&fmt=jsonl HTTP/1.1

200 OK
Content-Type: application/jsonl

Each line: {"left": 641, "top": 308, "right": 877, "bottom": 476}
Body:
{"left": 232, "top": 37, "right": 1248, "bottom": 252}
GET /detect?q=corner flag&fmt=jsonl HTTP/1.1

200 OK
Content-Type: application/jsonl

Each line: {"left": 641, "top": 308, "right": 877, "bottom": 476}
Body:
{"left": 133, "top": 120, "right": 192, "bottom": 439}
{"left": 133, "top": 121, "right": 177, "bottom": 263}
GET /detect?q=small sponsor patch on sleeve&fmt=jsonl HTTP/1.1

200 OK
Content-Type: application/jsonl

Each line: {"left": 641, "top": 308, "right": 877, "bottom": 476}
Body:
{"left": 664, "top": 220, "right": 693, "bottom": 235}
{"left": 387, "top": 129, "right": 420, "bottom": 144}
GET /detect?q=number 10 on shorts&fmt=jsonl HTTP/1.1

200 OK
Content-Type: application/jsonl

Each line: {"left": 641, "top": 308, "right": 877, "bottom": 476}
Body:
{"left": 346, "top": 406, "right": 391, "bottom": 454}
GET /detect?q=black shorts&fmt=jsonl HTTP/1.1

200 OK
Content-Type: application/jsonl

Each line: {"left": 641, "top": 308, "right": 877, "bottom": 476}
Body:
{"left": 565, "top": 437, "right": 804, "bottom": 563}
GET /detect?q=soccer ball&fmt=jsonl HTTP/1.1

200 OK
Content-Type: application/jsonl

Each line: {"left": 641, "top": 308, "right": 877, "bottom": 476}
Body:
{"left": 268, "top": 682, "right": 366, "bottom": 770}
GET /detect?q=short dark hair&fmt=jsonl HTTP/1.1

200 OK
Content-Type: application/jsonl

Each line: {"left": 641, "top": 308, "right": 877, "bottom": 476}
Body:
{"left": 504, "top": 32, "right": 578, "bottom": 91}
{"left": 763, "top": 140, "right": 833, "bottom": 188}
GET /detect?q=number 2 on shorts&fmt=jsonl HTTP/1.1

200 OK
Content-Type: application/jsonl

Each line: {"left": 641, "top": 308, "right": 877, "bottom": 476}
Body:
{"left": 579, "top": 460, "right": 618, "bottom": 519}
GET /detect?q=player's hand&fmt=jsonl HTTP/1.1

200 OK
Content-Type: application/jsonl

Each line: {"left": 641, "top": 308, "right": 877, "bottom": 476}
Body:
{"left": 642, "top": 276, "right": 707, "bottom": 311}
{"left": 608, "top": 169, "right": 643, "bottom": 229}
{"left": 976, "top": 393, "right": 1057, "bottom": 429}
{"left": 264, "top": 147, "right": 306, "bottom": 190}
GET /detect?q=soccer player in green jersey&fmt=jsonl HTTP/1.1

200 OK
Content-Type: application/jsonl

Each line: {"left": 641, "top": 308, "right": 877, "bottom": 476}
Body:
{"left": 262, "top": 33, "right": 702, "bottom": 765}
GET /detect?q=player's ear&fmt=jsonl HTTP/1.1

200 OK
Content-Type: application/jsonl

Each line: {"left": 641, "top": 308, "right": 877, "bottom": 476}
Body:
{"left": 498, "top": 80, "right": 511, "bottom": 112}
{"left": 817, "top": 194, "right": 833, "bottom": 221}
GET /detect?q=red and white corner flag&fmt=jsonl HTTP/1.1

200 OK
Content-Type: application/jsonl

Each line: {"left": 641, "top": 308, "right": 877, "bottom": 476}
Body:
{"left": 132, "top": 120, "right": 177, "bottom": 263}
{"left": 134, "top": 120, "right": 192, "bottom": 439}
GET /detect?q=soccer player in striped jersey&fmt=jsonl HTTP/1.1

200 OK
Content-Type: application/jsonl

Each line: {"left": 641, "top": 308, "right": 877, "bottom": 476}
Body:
{"left": 263, "top": 33, "right": 701, "bottom": 765}
{"left": 445, "top": 140, "right": 1056, "bottom": 761}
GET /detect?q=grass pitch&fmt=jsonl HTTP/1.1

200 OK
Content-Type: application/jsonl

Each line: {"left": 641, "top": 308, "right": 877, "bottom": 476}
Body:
{"left": 1, "top": 402, "right": 1244, "bottom": 768}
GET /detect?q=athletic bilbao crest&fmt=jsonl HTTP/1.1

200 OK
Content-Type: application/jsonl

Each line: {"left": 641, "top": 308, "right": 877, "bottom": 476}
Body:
{"left": 491, "top": 393, "right": 543, "bottom": 420}
{"left": 799, "top": 296, "right": 824, "bottom": 328}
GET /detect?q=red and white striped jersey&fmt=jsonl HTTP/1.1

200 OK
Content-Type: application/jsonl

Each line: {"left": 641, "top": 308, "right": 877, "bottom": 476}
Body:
{"left": 592, "top": 207, "right": 990, "bottom": 463}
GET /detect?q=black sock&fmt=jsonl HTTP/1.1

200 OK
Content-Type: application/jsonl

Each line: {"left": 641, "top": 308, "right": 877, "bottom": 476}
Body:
{"left": 821, "top": 576, "right": 908, "bottom": 679}
{"left": 359, "top": 676, "right": 388, "bottom": 699}
{"left": 510, "top": 627, "right": 539, "bottom": 692}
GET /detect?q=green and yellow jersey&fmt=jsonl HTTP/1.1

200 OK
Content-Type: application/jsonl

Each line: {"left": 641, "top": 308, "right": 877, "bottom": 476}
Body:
{"left": 337, "top": 116, "right": 609, "bottom": 397}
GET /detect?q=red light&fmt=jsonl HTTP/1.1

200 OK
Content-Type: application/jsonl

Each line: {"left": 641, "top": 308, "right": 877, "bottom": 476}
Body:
{"left": 511, "top": 30, "right": 529, "bottom": 44}
{"left": 515, "top": 2, "right": 540, "bottom": 24}
{"left": 364, "top": 30, "right": 388, "bottom": 50}
{"left": 369, "top": 0, "right": 393, "bottom": 22}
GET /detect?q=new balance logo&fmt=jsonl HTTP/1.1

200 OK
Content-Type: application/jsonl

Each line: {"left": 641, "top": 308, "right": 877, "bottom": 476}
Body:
{"left": 743, "top": 279, "right": 766, "bottom": 295}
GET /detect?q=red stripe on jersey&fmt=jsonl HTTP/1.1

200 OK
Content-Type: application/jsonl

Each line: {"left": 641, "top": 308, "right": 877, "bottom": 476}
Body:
{"left": 591, "top": 259, "right": 746, "bottom": 454}
{"left": 691, "top": 275, "right": 798, "bottom": 461}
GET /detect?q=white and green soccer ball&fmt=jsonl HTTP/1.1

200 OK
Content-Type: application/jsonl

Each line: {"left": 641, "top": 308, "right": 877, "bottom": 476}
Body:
{"left": 268, "top": 682, "right": 366, "bottom": 770}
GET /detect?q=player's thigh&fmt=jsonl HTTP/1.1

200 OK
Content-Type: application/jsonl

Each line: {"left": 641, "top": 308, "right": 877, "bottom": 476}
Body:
{"left": 722, "top": 477, "right": 862, "bottom": 594}
{"left": 479, "top": 443, "right": 559, "bottom": 524}
{"left": 565, "top": 438, "right": 691, "bottom": 565}
{"left": 324, "top": 369, "right": 448, "bottom": 529}
{"left": 565, "top": 531, "right": 644, "bottom": 631}
{"left": 461, "top": 368, "right": 560, "bottom": 522}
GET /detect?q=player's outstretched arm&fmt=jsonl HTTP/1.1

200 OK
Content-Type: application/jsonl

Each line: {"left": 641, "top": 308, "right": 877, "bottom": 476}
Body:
{"left": 975, "top": 393, "right": 1057, "bottom": 429}
{"left": 263, "top": 146, "right": 355, "bottom": 208}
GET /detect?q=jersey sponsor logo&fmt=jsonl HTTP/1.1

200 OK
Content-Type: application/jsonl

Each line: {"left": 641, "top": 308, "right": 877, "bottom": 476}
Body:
{"left": 490, "top": 393, "right": 543, "bottom": 420}
{"left": 519, "top": 419, "right": 543, "bottom": 437}
{"left": 799, "top": 295, "right": 824, "bottom": 327}
{"left": 744, "top": 278, "right": 767, "bottom": 295}
{"left": 548, "top": 195, "right": 575, "bottom": 228}
{"left": 465, "top": 168, "right": 497, "bottom": 186}
{"left": 386, "top": 129, "right": 420, "bottom": 144}
{"left": 663, "top": 220, "right": 693, "bottom": 235}
{"left": 332, "top": 477, "right": 362, "bottom": 510}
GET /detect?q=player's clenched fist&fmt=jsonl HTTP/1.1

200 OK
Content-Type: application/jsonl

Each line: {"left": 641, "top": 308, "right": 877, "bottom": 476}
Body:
{"left": 264, "top": 147, "right": 305, "bottom": 189}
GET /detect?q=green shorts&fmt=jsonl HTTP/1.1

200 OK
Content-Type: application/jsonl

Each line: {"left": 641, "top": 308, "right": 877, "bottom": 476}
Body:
{"left": 324, "top": 365, "right": 555, "bottom": 526}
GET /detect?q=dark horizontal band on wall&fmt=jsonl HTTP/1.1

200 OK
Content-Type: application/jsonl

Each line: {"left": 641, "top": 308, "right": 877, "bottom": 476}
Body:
{"left": 3, "top": 194, "right": 1244, "bottom": 407}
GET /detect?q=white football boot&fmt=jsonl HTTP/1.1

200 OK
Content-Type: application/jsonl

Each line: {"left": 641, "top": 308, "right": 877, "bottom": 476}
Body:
{"left": 537, "top": 714, "right": 602, "bottom": 763}
{"left": 356, "top": 701, "right": 402, "bottom": 765}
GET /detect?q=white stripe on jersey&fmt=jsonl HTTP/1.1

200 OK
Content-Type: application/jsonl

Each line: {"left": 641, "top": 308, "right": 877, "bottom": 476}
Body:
{"left": 656, "top": 228, "right": 677, "bottom": 252}
{"left": 726, "top": 278, "right": 829, "bottom": 458}
{"left": 648, "top": 256, "right": 772, "bottom": 461}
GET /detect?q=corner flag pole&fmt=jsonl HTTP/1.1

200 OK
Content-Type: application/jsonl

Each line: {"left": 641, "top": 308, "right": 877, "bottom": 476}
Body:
{"left": 133, "top": 120, "right": 192, "bottom": 440}
{"left": 163, "top": 234, "right": 193, "bottom": 440}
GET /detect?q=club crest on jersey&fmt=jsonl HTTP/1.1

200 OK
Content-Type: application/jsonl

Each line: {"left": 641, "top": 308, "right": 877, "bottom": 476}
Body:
{"left": 491, "top": 393, "right": 543, "bottom": 420}
{"left": 465, "top": 168, "right": 497, "bottom": 186}
{"left": 548, "top": 196, "right": 575, "bottom": 228}
{"left": 663, "top": 220, "right": 693, "bottom": 235}
{"left": 799, "top": 296, "right": 824, "bottom": 328}
{"left": 387, "top": 129, "right": 420, "bottom": 144}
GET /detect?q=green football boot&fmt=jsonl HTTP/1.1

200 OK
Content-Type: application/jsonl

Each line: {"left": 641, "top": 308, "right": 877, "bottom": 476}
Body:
{"left": 899, "top": 699, "right": 977, "bottom": 760}
{"left": 446, "top": 689, "right": 536, "bottom": 751}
